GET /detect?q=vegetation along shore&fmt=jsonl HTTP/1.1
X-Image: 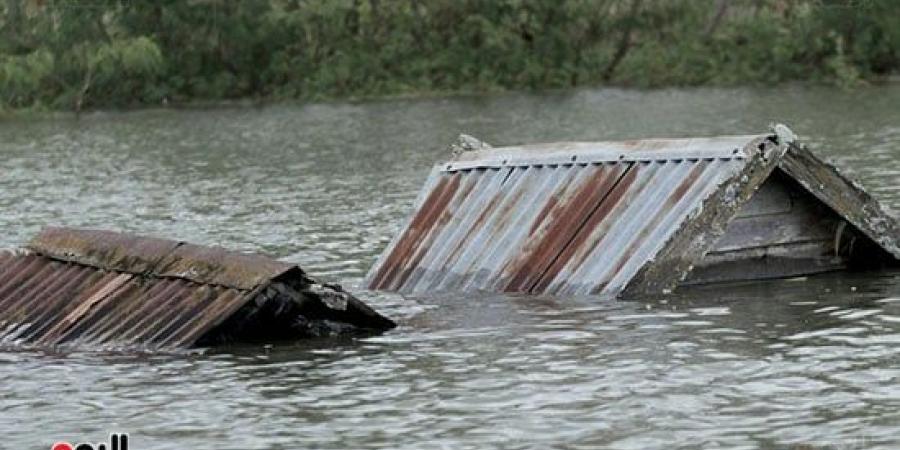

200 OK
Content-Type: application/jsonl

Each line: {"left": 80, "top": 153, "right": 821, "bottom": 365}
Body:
{"left": 1, "top": 0, "right": 899, "bottom": 113}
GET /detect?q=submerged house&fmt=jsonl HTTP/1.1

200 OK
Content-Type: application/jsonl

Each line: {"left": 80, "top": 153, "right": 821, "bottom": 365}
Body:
{"left": 366, "top": 125, "right": 900, "bottom": 297}
{"left": 0, "top": 227, "right": 395, "bottom": 349}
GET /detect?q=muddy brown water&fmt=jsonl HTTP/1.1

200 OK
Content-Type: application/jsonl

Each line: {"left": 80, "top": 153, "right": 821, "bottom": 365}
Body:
{"left": 1, "top": 85, "right": 900, "bottom": 449}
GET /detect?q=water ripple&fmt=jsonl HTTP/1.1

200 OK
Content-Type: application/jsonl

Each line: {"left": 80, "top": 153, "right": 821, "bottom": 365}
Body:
{"left": 2, "top": 85, "right": 900, "bottom": 449}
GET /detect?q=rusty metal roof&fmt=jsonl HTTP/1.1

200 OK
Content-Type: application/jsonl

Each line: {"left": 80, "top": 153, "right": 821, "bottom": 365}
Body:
{"left": 366, "top": 127, "right": 899, "bottom": 296}
{"left": 0, "top": 254, "right": 246, "bottom": 348}
{"left": 0, "top": 228, "right": 311, "bottom": 349}
{"left": 366, "top": 135, "right": 773, "bottom": 295}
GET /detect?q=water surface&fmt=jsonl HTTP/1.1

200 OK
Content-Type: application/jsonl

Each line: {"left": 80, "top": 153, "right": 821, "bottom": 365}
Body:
{"left": 2, "top": 85, "right": 900, "bottom": 449}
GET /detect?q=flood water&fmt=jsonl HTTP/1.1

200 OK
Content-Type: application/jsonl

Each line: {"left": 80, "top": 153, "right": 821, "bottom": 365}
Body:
{"left": 2, "top": 85, "right": 900, "bottom": 449}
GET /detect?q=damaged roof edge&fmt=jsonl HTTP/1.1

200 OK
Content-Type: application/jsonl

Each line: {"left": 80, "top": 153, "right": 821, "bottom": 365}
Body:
{"left": 778, "top": 144, "right": 900, "bottom": 260}
{"left": 622, "top": 134, "right": 788, "bottom": 297}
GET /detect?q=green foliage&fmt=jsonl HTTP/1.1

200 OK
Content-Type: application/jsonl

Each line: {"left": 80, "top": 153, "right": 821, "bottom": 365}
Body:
{"left": 0, "top": 0, "right": 898, "bottom": 111}
{"left": 0, "top": 49, "right": 53, "bottom": 108}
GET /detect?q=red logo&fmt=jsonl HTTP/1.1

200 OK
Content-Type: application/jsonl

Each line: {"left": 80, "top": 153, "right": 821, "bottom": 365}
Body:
{"left": 51, "top": 434, "right": 128, "bottom": 450}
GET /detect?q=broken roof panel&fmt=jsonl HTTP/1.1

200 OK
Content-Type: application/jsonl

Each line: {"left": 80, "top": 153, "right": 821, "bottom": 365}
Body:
{"left": 365, "top": 126, "right": 900, "bottom": 296}
{"left": 0, "top": 227, "right": 394, "bottom": 350}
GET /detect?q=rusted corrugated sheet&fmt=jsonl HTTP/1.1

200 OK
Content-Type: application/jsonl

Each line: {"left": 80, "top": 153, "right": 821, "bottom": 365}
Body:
{"left": 0, "top": 254, "right": 245, "bottom": 348}
{"left": 0, "top": 228, "right": 303, "bottom": 349}
{"left": 374, "top": 126, "right": 900, "bottom": 296}
{"left": 365, "top": 134, "right": 786, "bottom": 295}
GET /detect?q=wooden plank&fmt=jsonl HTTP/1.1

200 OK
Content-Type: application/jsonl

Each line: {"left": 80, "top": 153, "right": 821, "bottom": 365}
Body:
{"left": 733, "top": 174, "right": 793, "bottom": 218}
{"left": 701, "top": 240, "right": 836, "bottom": 265}
{"left": 684, "top": 254, "right": 846, "bottom": 285}
{"left": 711, "top": 175, "right": 840, "bottom": 253}
{"left": 711, "top": 214, "right": 837, "bottom": 253}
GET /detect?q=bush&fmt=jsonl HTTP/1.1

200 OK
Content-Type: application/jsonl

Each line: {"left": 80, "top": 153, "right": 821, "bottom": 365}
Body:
{"left": 0, "top": 0, "right": 897, "bottom": 111}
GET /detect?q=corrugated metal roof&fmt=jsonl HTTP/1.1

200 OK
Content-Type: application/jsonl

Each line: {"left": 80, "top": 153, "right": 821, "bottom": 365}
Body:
{"left": 0, "top": 254, "right": 245, "bottom": 348}
{"left": 0, "top": 227, "right": 392, "bottom": 349}
{"left": 366, "top": 134, "right": 787, "bottom": 295}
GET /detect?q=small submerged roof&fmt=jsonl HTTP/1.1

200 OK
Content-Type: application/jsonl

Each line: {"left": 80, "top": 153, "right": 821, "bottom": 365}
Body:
{"left": 365, "top": 125, "right": 900, "bottom": 296}
{"left": 0, "top": 227, "right": 393, "bottom": 349}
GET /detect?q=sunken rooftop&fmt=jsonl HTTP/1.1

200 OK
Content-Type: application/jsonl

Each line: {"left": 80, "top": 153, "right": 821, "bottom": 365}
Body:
{"left": 365, "top": 125, "right": 900, "bottom": 297}
{"left": 0, "top": 227, "right": 395, "bottom": 350}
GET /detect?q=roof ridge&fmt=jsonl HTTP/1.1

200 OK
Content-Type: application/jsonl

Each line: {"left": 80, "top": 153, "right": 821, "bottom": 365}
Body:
{"left": 26, "top": 227, "right": 299, "bottom": 290}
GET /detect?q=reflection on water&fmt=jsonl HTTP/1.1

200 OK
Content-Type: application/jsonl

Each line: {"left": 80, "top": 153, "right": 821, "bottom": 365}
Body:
{"left": 1, "top": 85, "right": 900, "bottom": 449}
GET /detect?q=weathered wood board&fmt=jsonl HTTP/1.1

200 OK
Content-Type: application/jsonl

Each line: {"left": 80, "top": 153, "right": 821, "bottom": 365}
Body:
{"left": 688, "top": 169, "right": 892, "bottom": 285}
